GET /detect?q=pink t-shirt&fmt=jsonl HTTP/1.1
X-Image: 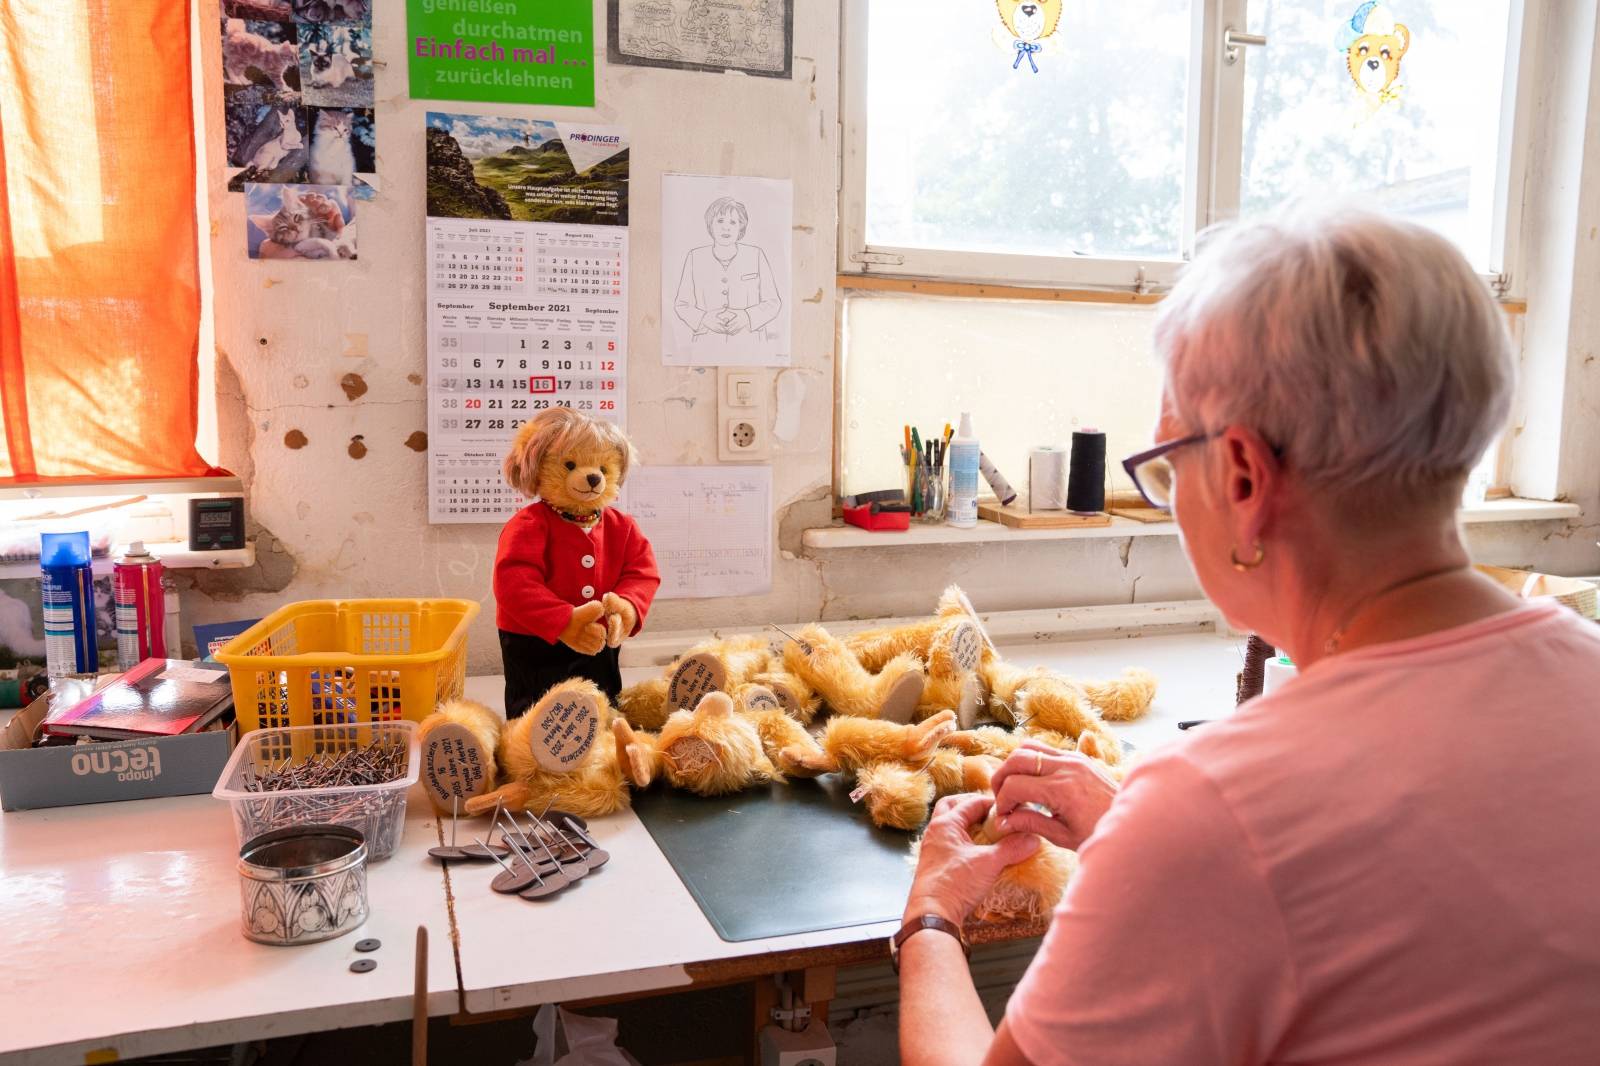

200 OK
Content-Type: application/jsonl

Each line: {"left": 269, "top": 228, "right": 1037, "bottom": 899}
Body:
{"left": 1006, "top": 603, "right": 1600, "bottom": 1065}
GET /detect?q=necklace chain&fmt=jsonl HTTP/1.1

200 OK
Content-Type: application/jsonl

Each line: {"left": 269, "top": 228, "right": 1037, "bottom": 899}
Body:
{"left": 1324, "top": 563, "right": 1467, "bottom": 655}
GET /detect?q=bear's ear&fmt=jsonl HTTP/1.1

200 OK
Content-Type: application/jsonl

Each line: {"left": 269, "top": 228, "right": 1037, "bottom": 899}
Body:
{"left": 613, "top": 437, "right": 639, "bottom": 484}
{"left": 503, "top": 412, "right": 561, "bottom": 496}
{"left": 1393, "top": 23, "right": 1410, "bottom": 56}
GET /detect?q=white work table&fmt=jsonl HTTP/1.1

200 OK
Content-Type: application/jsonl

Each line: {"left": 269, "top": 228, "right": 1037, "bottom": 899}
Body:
{"left": 0, "top": 626, "right": 1244, "bottom": 1061}
{"left": 0, "top": 784, "right": 460, "bottom": 1065}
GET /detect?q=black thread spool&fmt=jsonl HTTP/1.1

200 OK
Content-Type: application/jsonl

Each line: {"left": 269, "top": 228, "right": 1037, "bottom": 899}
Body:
{"left": 1236, "top": 635, "right": 1275, "bottom": 704}
{"left": 1066, "top": 430, "right": 1106, "bottom": 514}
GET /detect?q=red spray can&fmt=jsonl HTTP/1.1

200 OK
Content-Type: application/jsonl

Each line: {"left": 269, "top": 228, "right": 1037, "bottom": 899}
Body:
{"left": 113, "top": 542, "right": 166, "bottom": 670}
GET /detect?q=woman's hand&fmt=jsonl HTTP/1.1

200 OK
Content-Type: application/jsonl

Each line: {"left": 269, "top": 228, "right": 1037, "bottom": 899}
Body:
{"left": 989, "top": 740, "right": 1120, "bottom": 852}
{"left": 905, "top": 795, "right": 1040, "bottom": 926}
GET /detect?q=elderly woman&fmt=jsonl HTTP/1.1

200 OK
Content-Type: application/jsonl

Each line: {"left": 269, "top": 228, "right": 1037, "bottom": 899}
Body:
{"left": 898, "top": 210, "right": 1600, "bottom": 1065}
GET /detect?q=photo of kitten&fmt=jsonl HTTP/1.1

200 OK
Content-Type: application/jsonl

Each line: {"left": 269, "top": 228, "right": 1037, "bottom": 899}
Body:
{"left": 305, "top": 107, "right": 375, "bottom": 189}
{"left": 222, "top": 18, "right": 300, "bottom": 92}
{"left": 246, "top": 183, "right": 358, "bottom": 261}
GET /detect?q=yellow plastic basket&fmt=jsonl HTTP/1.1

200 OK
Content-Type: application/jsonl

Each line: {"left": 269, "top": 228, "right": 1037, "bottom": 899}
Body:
{"left": 214, "top": 598, "right": 480, "bottom": 734}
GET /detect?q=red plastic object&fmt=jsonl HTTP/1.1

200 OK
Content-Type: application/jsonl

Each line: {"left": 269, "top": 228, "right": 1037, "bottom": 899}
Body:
{"left": 842, "top": 504, "right": 911, "bottom": 532}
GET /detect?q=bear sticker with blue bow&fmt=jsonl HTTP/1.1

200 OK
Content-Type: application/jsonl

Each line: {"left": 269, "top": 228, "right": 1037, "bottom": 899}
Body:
{"left": 994, "top": 1, "right": 1062, "bottom": 74}
{"left": 1338, "top": 2, "right": 1410, "bottom": 115}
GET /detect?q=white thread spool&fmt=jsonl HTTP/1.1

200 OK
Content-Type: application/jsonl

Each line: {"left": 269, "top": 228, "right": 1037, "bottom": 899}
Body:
{"left": 1263, "top": 655, "right": 1297, "bottom": 695}
{"left": 1028, "top": 446, "right": 1070, "bottom": 510}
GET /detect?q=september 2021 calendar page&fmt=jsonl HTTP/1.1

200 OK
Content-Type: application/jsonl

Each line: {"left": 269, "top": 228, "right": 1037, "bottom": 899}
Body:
{"left": 423, "top": 113, "right": 629, "bottom": 523}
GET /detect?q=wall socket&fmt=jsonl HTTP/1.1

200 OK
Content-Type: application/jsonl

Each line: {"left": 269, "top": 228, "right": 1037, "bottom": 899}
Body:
{"left": 717, "top": 369, "right": 771, "bottom": 462}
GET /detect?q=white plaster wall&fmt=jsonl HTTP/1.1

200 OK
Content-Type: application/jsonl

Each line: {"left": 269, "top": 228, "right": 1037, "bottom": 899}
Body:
{"left": 192, "top": 0, "right": 837, "bottom": 670}
{"left": 186, "top": 1, "right": 1600, "bottom": 672}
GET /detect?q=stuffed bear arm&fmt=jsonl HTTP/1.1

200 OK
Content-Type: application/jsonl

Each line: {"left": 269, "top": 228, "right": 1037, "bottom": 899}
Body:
{"left": 608, "top": 515, "right": 661, "bottom": 638}
{"left": 493, "top": 510, "right": 578, "bottom": 644}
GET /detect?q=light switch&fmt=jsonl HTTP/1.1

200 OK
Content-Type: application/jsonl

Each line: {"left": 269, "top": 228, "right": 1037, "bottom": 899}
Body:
{"left": 727, "top": 373, "right": 758, "bottom": 408}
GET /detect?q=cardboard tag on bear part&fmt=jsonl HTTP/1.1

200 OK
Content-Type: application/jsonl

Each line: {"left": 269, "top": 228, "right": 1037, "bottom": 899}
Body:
{"left": 421, "top": 722, "right": 492, "bottom": 808}
{"left": 950, "top": 622, "right": 982, "bottom": 673}
{"left": 668, "top": 653, "right": 726, "bottom": 711}
{"left": 742, "top": 686, "right": 782, "bottom": 713}
{"left": 771, "top": 683, "right": 802, "bottom": 716}
{"left": 530, "top": 693, "right": 600, "bottom": 773}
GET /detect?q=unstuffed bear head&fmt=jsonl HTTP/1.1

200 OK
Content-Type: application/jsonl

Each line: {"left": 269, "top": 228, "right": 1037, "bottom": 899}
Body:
{"left": 503, "top": 407, "right": 638, "bottom": 514}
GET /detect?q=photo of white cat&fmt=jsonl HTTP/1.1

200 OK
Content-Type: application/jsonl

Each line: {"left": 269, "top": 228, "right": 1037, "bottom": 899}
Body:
{"left": 246, "top": 182, "right": 358, "bottom": 261}
{"left": 304, "top": 107, "right": 376, "bottom": 190}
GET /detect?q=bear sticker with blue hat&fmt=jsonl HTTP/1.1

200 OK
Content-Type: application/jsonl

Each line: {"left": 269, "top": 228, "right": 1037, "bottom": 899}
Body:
{"left": 1337, "top": 2, "right": 1411, "bottom": 115}
{"left": 993, "top": 1, "right": 1062, "bottom": 74}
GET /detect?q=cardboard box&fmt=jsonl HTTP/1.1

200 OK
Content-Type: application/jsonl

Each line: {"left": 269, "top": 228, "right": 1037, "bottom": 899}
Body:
{"left": 0, "top": 687, "right": 237, "bottom": 812}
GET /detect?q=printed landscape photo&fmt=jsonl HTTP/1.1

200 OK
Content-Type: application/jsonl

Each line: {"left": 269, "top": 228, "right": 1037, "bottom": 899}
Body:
{"left": 424, "top": 113, "right": 628, "bottom": 225}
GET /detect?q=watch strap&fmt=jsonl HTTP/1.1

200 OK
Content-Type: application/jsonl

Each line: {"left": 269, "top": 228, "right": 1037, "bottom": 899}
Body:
{"left": 890, "top": 914, "right": 969, "bottom": 973}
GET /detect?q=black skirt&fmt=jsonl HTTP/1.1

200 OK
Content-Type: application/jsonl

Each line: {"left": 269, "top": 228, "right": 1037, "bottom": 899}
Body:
{"left": 498, "top": 629, "right": 622, "bottom": 719}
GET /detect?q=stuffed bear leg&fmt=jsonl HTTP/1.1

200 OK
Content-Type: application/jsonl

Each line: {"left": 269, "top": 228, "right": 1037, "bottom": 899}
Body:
{"left": 781, "top": 624, "right": 926, "bottom": 722}
{"left": 617, "top": 676, "right": 671, "bottom": 731}
{"left": 665, "top": 635, "right": 772, "bottom": 712}
{"left": 464, "top": 679, "right": 631, "bottom": 818}
{"left": 1081, "top": 667, "right": 1158, "bottom": 722}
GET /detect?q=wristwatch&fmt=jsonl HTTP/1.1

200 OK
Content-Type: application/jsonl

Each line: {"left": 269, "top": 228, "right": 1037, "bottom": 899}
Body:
{"left": 890, "top": 914, "right": 970, "bottom": 973}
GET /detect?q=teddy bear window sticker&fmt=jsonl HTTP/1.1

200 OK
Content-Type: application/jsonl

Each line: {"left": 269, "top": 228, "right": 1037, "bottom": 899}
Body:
{"left": 993, "top": 1, "right": 1063, "bottom": 74}
{"left": 1338, "top": 2, "right": 1411, "bottom": 117}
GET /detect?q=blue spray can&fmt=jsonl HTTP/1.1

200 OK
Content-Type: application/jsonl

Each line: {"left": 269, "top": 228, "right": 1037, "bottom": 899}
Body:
{"left": 41, "top": 532, "right": 98, "bottom": 677}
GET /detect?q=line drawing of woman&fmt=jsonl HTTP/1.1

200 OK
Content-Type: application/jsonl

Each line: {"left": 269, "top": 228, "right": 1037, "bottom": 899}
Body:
{"left": 673, "top": 196, "right": 782, "bottom": 351}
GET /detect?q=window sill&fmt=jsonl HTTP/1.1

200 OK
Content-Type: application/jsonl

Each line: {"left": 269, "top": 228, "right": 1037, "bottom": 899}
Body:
{"left": 0, "top": 476, "right": 243, "bottom": 501}
{"left": 0, "top": 541, "right": 255, "bottom": 581}
{"left": 801, "top": 498, "right": 1582, "bottom": 552}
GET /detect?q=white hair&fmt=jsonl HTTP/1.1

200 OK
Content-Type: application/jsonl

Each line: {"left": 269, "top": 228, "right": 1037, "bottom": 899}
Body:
{"left": 1154, "top": 207, "right": 1514, "bottom": 496}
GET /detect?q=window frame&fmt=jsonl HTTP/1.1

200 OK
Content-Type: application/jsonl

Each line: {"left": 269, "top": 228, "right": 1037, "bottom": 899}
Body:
{"left": 839, "top": 0, "right": 1536, "bottom": 298}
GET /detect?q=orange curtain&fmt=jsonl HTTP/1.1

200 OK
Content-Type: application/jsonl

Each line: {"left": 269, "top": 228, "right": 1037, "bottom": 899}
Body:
{"left": 0, "top": 0, "right": 214, "bottom": 484}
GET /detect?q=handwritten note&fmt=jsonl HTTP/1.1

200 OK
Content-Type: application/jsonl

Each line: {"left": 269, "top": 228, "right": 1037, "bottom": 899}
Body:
{"left": 626, "top": 465, "right": 772, "bottom": 599}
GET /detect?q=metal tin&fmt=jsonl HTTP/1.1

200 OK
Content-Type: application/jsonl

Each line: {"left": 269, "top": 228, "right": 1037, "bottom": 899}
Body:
{"left": 237, "top": 824, "right": 369, "bottom": 946}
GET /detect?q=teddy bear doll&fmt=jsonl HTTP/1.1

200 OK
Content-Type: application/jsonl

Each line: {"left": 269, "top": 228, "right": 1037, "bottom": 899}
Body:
{"left": 494, "top": 407, "right": 661, "bottom": 720}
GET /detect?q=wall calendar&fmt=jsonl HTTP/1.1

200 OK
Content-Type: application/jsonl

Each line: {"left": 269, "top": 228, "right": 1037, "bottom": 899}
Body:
{"left": 424, "top": 113, "right": 630, "bottom": 523}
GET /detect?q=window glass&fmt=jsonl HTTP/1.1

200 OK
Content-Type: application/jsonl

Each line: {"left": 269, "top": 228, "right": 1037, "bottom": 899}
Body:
{"left": 864, "top": 1, "right": 1194, "bottom": 260}
{"left": 1240, "top": 0, "right": 1515, "bottom": 270}
{"left": 840, "top": 294, "right": 1164, "bottom": 499}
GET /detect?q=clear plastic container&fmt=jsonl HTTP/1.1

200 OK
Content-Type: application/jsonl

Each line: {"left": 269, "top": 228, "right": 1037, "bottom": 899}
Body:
{"left": 212, "top": 720, "right": 420, "bottom": 861}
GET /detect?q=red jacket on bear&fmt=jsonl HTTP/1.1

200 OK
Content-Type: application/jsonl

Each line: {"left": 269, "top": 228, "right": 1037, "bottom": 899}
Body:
{"left": 494, "top": 502, "right": 661, "bottom": 644}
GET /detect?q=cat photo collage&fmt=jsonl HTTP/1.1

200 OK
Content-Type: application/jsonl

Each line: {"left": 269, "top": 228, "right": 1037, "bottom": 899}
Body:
{"left": 221, "top": 0, "right": 375, "bottom": 261}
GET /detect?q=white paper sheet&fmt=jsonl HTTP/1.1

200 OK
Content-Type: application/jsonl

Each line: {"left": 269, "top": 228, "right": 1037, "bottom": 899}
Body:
{"left": 661, "top": 173, "right": 791, "bottom": 367}
{"left": 625, "top": 466, "right": 772, "bottom": 599}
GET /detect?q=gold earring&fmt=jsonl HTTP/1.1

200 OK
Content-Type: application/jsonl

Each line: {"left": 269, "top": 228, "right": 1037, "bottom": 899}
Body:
{"left": 1230, "top": 541, "right": 1266, "bottom": 571}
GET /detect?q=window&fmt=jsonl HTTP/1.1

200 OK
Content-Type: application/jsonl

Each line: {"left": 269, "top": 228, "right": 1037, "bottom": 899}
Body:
{"left": 0, "top": 0, "right": 213, "bottom": 484}
{"left": 841, "top": 0, "right": 1534, "bottom": 290}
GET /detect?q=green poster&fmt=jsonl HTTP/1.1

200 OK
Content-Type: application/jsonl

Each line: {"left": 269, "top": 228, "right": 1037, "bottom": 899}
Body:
{"left": 407, "top": 0, "right": 595, "bottom": 107}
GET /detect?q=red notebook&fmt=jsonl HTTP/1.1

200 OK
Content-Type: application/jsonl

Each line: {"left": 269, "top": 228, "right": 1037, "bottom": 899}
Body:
{"left": 43, "top": 659, "right": 234, "bottom": 740}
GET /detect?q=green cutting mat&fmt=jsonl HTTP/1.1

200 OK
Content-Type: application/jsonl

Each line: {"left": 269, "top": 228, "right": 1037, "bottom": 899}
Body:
{"left": 631, "top": 774, "right": 916, "bottom": 943}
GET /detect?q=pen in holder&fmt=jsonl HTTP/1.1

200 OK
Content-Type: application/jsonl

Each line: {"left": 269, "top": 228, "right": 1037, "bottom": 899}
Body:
{"left": 918, "top": 461, "right": 946, "bottom": 523}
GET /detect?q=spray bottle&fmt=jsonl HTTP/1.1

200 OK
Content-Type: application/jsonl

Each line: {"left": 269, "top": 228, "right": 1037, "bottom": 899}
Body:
{"left": 113, "top": 541, "right": 166, "bottom": 670}
{"left": 40, "top": 532, "right": 98, "bottom": 677}
{"left": 946, "top": 412, "right": 981, "bottom": 529}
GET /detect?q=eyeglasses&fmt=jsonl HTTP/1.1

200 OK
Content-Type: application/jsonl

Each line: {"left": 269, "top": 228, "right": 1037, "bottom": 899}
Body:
{"left": 1121, "top": 432, "right": 1216, "bottom": 510}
